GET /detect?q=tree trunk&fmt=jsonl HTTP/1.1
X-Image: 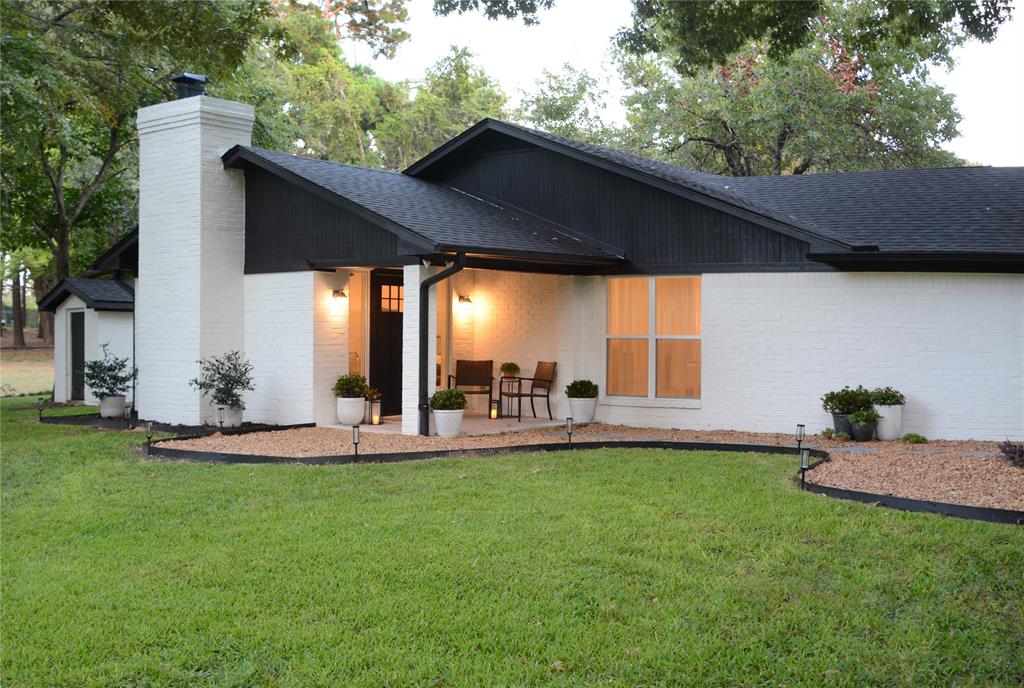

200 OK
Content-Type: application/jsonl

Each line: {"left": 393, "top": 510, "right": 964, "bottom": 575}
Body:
{"left": 11, "top": 269, "right": 26, "bottom": 347}
{"left": 33, "top": 274, "right": 54, "bottom": 346}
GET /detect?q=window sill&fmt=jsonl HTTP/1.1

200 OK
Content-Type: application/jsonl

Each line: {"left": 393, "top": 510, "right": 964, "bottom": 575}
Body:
{"left": 599, "top": 397, "right": 702, "bottom": 410}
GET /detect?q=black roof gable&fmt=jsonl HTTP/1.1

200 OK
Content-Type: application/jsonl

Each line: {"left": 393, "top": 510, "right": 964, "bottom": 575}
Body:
{"left": 38, "top": 278, "right": 134, "bottom": 312}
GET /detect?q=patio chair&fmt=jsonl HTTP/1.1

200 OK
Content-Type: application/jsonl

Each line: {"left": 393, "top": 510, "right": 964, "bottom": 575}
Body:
{"left": 503, "top": 361, "right": 557, "bottom": 420}
{"left": 447, "top": 359, "right": 494, "bottom": 408}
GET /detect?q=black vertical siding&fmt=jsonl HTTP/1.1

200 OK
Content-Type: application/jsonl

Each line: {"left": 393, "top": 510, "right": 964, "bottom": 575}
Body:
{"left": 424, "top": 142, "right": 813, "bottom": 269}
{"left": 244, "top": 167, "right": 400, "bottom": 273}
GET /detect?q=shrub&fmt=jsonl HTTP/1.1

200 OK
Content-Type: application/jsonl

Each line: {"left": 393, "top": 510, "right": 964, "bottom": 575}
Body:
{"left": 333, "top": 374, "right": 368, "bottom": 398}
{"left": 821, "top": 386, "right": 873, "bottom": 414}
{"left": 83, "top": 343, "right": 136, "bottom": 399}
{"left": 430, "top": 388, "right": 467, "bottom": 411}
{"left": 565, "top": 379, "right": 598, "bottom": 398}
{"left": 821, "top": 428, "right": 834, "bottom": 439}
{"left": 903, "top": 433, "right": 928, "bottom": 444}
{"left": 499, "top": 362, "right": 520, "bottom": 375}
{"left": 189, "top": 351, "right": 254, "bottom": 409}
{"left": 834, "top": 431, "right": 851, "bottom": 441}
{"left": 366, "top": 387, "right": 382, "bottom": 401}
{"left": 871, "top": 386, "right": 906, "bottom": 406}
{"left": 996, "top": 439, "right": 1024, "bottom": 468}
{"left": 849, "top": 408, "right": 881, "bottom": 424}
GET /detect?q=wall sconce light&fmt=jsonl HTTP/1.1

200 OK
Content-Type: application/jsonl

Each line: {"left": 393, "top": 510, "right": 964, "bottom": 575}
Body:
{"left": 490, "top": 399, "right": 500, "bottom": 420}
{"left": 458, "top": 294, "right": 472, "bottom": 304}
{"left": 333, "top": 289, "right": 348, "bottom": 299}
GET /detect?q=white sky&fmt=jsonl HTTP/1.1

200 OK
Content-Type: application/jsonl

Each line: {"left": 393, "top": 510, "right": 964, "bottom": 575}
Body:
{"left": 344, "top": 0, "right": 1024, "bottom": 167}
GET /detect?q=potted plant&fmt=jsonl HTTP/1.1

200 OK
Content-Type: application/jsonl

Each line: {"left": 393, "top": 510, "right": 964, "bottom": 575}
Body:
{"left": 565, "top": 379, "right": 599, "bottom": 423}
{"left": 430, "top": 388, "right": 467, "bottom": 438}
{"left": 334, "top": 374, "right": 368, "bottom": 425}
{"left": 871, "top": 386, "right": 906, "bottom": 440}
{"left": 189, "top": 351, "right": 254, "bottom": 427}
{"left": 820, "top": 385, "right": 872, "bottom": 437}
{"left": 83, "top": 343, "right": 136, "bottom": 418}
{"left": 848, "top": 407, "right": 881, "bottom": 442}
{"left": 500, "top": 362, "right": 520, "bottom": 378}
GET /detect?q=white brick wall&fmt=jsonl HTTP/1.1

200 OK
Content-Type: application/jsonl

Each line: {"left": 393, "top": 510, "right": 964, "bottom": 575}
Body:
{"left": 53, "top": 299, "right": 135, "bottom": 404}
{"left": 569, "top": 271, "right": 1023, "bottom": 440}
{"left": 135, "top": 96, "right": 253, "bottom": 425}
{"left": 402, "top": 264, "right": 438, "bottom": 434}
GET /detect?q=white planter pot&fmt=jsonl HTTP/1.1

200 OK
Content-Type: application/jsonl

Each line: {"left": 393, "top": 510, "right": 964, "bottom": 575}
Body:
{"left": 875, "top": 404, "right": 904, "bottom": 441}
{"left": 214, "top": 405, "right": 243, "bottom": 428}
{"left": 99, "top": 395, "right": 126, "bottom": 418}
{"left": 336, "top": 397, "right": 366, "bottom": 425}
{"left": 568, "top": 397, "right": 597, "bottom": 423}
{"left": 432, "top": 409, "right": 464, "bottom": 438}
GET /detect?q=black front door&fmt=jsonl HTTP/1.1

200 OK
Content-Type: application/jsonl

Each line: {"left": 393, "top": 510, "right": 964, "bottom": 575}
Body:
{"left": 369, "top": 270, "right": 403, "bottom": 416}
{"left": 70, "top": 311, "right": 85, "bottom": 400}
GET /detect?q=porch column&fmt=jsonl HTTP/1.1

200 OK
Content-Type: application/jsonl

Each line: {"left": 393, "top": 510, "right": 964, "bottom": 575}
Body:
{"left": 402, "top": 264, "right": 438, "bottom": 435}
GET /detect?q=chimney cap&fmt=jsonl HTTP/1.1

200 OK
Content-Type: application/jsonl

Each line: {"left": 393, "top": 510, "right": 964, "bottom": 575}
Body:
{"left": 170, "top": 72, "right": 210, "bottom": 99}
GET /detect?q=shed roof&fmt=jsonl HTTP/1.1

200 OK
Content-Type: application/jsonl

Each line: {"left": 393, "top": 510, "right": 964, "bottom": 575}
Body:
{"left": 38, "top": 278, "right": 134, "bottom": 312}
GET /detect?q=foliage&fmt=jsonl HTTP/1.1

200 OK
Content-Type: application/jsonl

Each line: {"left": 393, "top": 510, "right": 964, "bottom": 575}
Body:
{"left": 565, "top": 379, "right": 599, "bottom": 399}
{"left": 429, "top": 388, "right": 467, "bottom": 410}
{"left": 834, "top": 431, "right": 851, "bottom": 441}
{"left": 821, "top": 428, "right": 834, "bottom": 439}
{"left": 366, "top": 387, "right": 382, "bottom": 401}
{"left": 189, "top": 351, "right": 255, "bottom": 409}
{"left": 903, "top": 432, "right": 929, "bottom": 444}
{"left": 615, "top": 0, "right": 966, "bottom": 176}
{"left": 617, "top": 0, "right": 1013, "bottom": 75}
{"left": 848, "top": 408, "right": 881, "bottom": 424}
{"left": 821, "top": 386, "right": 873, "bottom": 415}
{"left": 499, "top": 362, "right": 520, "bottom": 375}
{"left": 871, "top": 386, "right": 906, "bottom": 406}
{"left": 81, "top": 344, "right": 135, "bottom": 399}
{"left": 3, "top": 395, "right": 1022, "bottom": 686}
{"left": 433, "top": 0, "right": 553, "bottom": 25}
{"left": 996, "top": 439, "right": 1024, "bottom": 469}
{"left": 333, "top": 374, "right": 369, "bottom": 398}
{"left": 516, "top": 65, "right": 613, "bottom": 142}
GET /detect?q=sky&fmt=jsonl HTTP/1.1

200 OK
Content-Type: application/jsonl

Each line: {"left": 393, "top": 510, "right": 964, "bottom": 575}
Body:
{"left": 341, "top": 0, "right": 1024, "bottom": 167}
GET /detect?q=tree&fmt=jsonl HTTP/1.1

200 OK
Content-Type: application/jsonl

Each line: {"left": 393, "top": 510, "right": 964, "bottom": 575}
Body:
{"left": 615, "top": 0, "right": 964, "bottom": 176}
{"left": 432, "top": 0, "right": 554, "bottom": 24}
{"left": 516, "top": 65, "right": 613, "bottom": 142}
{"left": 618, "top": 0, "right": 1014, "bottom": 75}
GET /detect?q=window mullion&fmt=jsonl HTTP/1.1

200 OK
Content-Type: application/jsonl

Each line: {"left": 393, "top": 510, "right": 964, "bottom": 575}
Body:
{"left": 648, "top": 276, "right": 656, "bottom": 400}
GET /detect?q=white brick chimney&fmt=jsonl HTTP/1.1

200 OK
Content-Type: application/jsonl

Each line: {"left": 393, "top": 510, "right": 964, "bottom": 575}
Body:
{"left": 135, "top": 94, "right": 254, "bottom": 425}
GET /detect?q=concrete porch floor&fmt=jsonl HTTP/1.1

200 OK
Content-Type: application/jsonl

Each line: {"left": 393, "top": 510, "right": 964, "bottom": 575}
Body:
{"left": 325, "top": 414, "right": 565, "bottom": 436}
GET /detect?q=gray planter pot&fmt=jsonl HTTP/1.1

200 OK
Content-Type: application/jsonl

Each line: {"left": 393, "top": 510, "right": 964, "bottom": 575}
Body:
{"left": 831, "top": 412, "right": 853, "bottom": 437}
{"left": 850, "top": 421, "right": 876, "bottom": 442}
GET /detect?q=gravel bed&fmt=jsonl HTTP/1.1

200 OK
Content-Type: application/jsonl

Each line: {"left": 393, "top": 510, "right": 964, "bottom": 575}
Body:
{"left": 161, "top": 424, "right": 1024, "bottom": 511}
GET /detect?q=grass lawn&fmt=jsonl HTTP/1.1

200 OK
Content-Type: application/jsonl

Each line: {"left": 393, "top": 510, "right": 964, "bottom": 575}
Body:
{"left": 2, "top": 397, "right": 1022, "bottom": 687}
{"left": 1, "top": 348, "right": 54, "bottom": 396}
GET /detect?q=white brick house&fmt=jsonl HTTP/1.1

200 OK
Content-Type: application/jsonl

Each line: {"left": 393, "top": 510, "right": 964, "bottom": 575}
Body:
{"left": 49, "top": 81, "right": 1024, "bottom": 440}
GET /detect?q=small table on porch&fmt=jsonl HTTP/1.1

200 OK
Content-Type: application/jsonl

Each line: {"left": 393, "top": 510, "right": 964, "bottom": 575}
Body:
{"left": 498, "top": 376, "right": 523, "bottom": 421}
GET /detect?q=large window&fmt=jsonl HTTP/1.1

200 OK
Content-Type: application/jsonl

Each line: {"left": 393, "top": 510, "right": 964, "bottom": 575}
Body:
{"left": 606, "top": 276, "right": 701, "bottom": 399}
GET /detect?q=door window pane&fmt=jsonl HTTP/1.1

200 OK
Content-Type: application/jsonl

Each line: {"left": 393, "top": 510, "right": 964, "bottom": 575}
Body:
{"left": 607, "top": 278, "right": 648, "bottom": 335}
{"left": 607, "top": 339, "right": 648, "bottom": 396}
{"left": 656, "top": 339, "right": 701, "bottom": 398}
{"left": 656, "top": 277, "right": 701, "bottom": 336}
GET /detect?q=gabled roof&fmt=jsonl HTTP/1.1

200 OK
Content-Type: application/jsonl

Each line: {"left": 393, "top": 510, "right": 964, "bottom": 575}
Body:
{"left": 90, "top": 229, "right": 138, "bottom": 275}
{"left": 38, "top": 278, "right": 134, "bottom": 312}
{"left": 405, "top": 119, "right": 1024, "bottom": 259}
{"left": 222, "top": 145, "right": 622, "bottom": 264}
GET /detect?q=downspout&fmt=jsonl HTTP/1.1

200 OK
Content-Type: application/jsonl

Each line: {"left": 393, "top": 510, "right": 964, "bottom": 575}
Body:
{"left": 418, "top": 253, "right": 465, "bottom": 436}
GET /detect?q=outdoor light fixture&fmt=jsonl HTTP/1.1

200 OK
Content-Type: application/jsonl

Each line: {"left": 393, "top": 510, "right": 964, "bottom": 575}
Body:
{"left": 799, "top": 447, "right": 810, "bottom": 489}
{"left": 795, "top": 423, "right": 806, "bottom": 450}
{"left": 123, "top": 404, "right": 133, "bottom": 430}
{"left": 368, "top": 397, "right": 382, "bottom": 425}
{"left": 490, "top": 399, "right": 499, "bottom": 420}
{"left": 216, "top": 406, "right": 225, "bottom": 431}
{"left": 458, "top": 295, "right": 472, "bottom": 304}
{"left": 352, "top": 425, "right": 361, "bottom": 456}
{"left": 145, "top": 421, "right": 154, "bottom": 455}
{"left": 333, "top": 289, "right": 348, "bottom": 299}
{"left": 37, "top": 406, "right": 43, "bottom": 422}
{"left": 566, "top": 416, "right": 574, "bottom": 446}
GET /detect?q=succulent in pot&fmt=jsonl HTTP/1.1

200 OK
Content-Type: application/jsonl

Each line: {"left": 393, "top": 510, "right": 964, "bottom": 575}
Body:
{"left": 499, "top": 362, "right": 520, "bottom": 378}
{"left": 565, "top": 379, "right": 599, "bottom": 423}
{"left": 821, "top": 386, "right": 872, "bottom": 437}
{"left": 83, "top": 343, "right": 137, "bottom": 418}
{"left": 871, "top": 386, "right": 906, "bottom": 440}
{"left": 430, "top": 388, "right": 467, "bottom": 438}
{"left": 848, "top": 407, "right": 881, "bottom": 442}
{"left": 189, "top": 351, "right": 254, "bottom": 428}
{"left": 334, "top": 374, "right": 368, "bottom": 425}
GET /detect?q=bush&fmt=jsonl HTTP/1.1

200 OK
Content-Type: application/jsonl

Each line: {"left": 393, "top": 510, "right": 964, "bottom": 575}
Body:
{"left": 366, "top": 387, "right": 382, "bottom": 401}
{"left": 821, "top": 428, "right": 834, "bottom": 439}
{"left": 430, "top": 388, "right": 466, "bottom": 411}
{"left": 333, "top": 374, "right": 368, "bottom": 398}
{"left": 189, "top": 351, "right": 254, "bottom": 409}
{"left": 565, "top": 379, "right": 598, "bottom": 399}
{"left": 871, "top": 386, "right": 906, "bottom": 406}
{"left": 848, "top": 408, "right": 881, "bottom": 424}
{"left": 821, "top": 386, "right": 873, "bottom": 415}
{"left": 83, "top": 343, "right": 136, "bottom": 399}
{"left": 834, "top": 431, "right": 851, "bottom": 441}
{"left": 903, "top": 433, "right": 928, "bottom": 444}
{"left": 996, "top": 439, "right": 1024, "bottom": 468}
{"left": 499, "top": 362, "right": 520, "bottom": 375}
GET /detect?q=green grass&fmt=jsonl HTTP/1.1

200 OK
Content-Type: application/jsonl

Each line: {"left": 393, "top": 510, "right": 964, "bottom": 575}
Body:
{"left": 2, "top": 396, "right": 1022, "bottom": 687}
{"left": 1, "top": 348, "right": 54, "bottom": 396}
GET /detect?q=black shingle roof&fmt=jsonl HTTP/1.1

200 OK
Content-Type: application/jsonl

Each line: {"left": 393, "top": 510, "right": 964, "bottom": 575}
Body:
{"left": 38, "top": 278, "right": 134, "bottom": 312}
{"left": 226, "top": 146, "right": 621, "bottom": 262}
